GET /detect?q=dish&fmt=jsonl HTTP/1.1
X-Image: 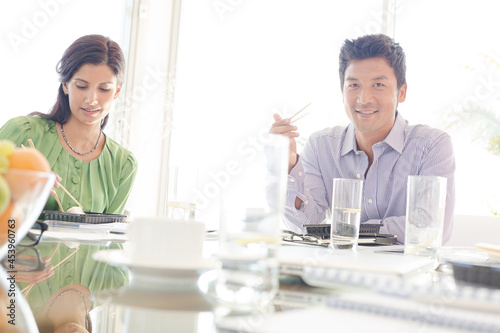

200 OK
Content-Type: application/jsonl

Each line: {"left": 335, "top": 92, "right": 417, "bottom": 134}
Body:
{"left": 43, "top": 210, "right": 127, "bottom": 224}
{"left": 92, "top": 249, "right": 216, "bottom": 275}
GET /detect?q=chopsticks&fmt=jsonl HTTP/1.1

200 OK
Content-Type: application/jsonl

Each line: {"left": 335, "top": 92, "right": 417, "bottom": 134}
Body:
{"left": 21, "top": 243, "right": 61, "bottom": 295}
{"left": 22, "top": 245, "right": 80, "bottom": 298}
{"left": 289, "top": 102, "right": 311, "bottom": 124}
{"left": 27, "top": 139, "right": 83, "bottom": 211}
{"left": 22, "top": 142, "right": 64, "bottom": 211}
{"left": 53, "top": 192, "right": 64, "bottom": 213}
{"left": 59, "top": 186, "right": 83, "bottom": 210}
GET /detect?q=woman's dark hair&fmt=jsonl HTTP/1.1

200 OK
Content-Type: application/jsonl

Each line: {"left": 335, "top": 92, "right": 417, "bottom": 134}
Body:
{"left": 30, "top": 34, "right": 125, "bottom": 129}
{"left": 339, "top": 34, "right": 406, "bottom": 91}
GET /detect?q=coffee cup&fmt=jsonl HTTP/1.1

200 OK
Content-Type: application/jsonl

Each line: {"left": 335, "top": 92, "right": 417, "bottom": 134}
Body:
{"left": 126, "top": 217, "right": 206, "bottom": 269}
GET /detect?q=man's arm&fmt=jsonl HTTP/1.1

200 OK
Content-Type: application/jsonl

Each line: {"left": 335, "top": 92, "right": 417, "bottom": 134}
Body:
{"left": 283, "top": 141, "right": 332, "bottom": 233}
{"left": 270, "top": 114, "right": 331, "bottom": 233}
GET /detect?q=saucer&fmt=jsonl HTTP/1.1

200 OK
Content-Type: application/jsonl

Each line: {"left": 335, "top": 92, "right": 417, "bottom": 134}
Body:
{"left": 92, "top": 249, "right": 216, "bottom": 276}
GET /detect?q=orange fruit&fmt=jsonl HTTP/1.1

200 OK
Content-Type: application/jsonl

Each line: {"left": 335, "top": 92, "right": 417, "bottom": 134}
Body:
{"left": 8, "top": 147, "right": 51, "bottom": 172}
{"left": 5, "top": 148, "right": 52, "bottom": 200}
{"left": 0, "top": 201, "right": 15, "bottom": 247}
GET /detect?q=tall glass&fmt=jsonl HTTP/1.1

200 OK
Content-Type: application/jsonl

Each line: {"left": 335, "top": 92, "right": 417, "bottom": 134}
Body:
{"left": 404, "top": 175, "right": 447, "bottom": 266}
{"left": 165, "top": 165, "right": 198, "bottom": 220}
{"left": 215, "top": 133, "right": 288, "bottom": 315}
{"left": 329, "top": 178, "right": 364, "bottom": 251}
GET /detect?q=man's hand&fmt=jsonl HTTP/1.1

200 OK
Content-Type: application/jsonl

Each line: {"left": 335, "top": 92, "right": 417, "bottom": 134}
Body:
{"left": 270, "top": 113, "right": 300, "bottom": 172}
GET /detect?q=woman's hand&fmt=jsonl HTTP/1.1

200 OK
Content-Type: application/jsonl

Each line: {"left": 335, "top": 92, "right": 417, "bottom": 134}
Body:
{"left": 50, "top": 172, "right": 62, "bottom": 196}
{"left": 15, "top": 265, "right": 54, "bottom": 284}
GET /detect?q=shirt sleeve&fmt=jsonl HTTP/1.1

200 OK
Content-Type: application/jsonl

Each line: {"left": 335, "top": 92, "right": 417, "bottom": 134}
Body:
{"left": 378, "top": 132, "right": 455, "bottom": 245}
{"left": 105, "top": 153, "right": 138, "bottom": 215}
{"left": 282, "top": 139, "right": 330, "bottom": 234}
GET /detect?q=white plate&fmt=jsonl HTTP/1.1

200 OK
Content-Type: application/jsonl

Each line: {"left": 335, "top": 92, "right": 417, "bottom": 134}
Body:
{"left": 92, "top": 249, "right": 216, "bottom": 275}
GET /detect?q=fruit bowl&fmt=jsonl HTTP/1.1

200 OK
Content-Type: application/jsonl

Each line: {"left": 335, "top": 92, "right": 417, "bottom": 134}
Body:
{"left": 0, "top": 169, "right": 55, "bottom": 259}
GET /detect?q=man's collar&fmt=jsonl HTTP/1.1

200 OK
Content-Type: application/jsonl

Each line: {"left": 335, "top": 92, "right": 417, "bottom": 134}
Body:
{"left": 341, "top": 124, "right": 357, "bottom": 156}
{"left": 383, "top": 112, "right": 405, "bottom": 154}
{"left": 341, "top": 112, "right": 406, "bottom": 156}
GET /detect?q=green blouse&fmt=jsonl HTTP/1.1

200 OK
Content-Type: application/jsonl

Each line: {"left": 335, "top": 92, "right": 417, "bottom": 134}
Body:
{"left": 0, "top": 116, "right": 137, "bottom": 214}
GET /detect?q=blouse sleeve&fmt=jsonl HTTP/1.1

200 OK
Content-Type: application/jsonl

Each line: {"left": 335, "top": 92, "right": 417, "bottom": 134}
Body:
{"left": 106, "top": 153, "right": 138, "bottom": 215}
{"left": 0, "top": 117, "right": 33, "bottom": 147}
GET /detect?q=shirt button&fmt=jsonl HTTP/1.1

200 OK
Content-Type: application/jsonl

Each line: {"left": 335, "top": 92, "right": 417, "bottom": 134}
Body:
{"left": 356, "top": 174, "right": 361, "bottom": 179}
{"left": 72, "top": 175, "right": 80, "bottom": 184}
{"left": 289, "top": 178, "right": 295, "bottom": 183}
{"left": 355, "top": 151, "right": 359, "bottom": 155}
{"left": 299, "top": 172, "right": 303, "bottom": 176}
{"left": 305, "top": 200, "right": 308, "bottom": 205}
{"left": 368, "top": 199, "right": 373, "bottom": 204}
{"left": 65, "top": 276, "right": 73, "bottom": 284}
{"left": 74, "top": 160, "right": 82, "bottom": 168}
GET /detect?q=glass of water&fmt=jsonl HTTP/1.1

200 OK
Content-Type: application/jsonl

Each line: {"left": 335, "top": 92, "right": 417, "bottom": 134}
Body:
{"left": 404, "top": 175, "right": 447, "bottom": 267}
{"left": 215, "top": 133, "right": 288, "bottom": 315}
{"left": 329, "top": 178, "right": 364, "bottom": 251}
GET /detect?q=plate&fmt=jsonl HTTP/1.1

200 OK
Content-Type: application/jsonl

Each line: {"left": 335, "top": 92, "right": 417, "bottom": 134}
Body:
{"left": 92, "top": 249, "right": 216, "bottom": 276}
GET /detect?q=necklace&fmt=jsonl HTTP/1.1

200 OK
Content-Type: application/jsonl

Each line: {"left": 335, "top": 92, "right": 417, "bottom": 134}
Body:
{"left": 60, "top": 123, "right": 102, "bottom": 156}
{"left": 45, "top": 288, "right": 90, "bottom": 330}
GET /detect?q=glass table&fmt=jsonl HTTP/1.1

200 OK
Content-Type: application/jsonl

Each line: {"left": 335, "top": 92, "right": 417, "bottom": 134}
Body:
{"left": 2, "top": 228, "right": 500, "bottom": 333}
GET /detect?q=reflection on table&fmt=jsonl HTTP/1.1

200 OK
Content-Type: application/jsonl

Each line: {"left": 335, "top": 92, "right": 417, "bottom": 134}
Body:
{"left": 2, "top": 227, "right": 500, "bottom": 332}
{"left": 4, "top": 240, "right": 128, "bottom": 333}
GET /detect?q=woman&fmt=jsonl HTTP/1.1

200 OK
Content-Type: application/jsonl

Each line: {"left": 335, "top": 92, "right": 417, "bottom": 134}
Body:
{"left": 0, "top": 35, "right": 137, "bottom": 214}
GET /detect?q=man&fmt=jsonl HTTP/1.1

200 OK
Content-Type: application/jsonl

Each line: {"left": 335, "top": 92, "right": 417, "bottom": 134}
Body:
{"left": 271, "top": 34, "right": 455, "bottom": 244}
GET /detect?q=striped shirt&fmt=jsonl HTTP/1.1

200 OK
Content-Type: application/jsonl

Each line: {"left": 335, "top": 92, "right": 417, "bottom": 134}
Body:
{"left": 285, "top": 112, "right": 455, "bottom": 244}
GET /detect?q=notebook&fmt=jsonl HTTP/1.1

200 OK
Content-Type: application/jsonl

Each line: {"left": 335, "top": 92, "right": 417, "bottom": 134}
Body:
{"left": 217, "top": 301, "right": 500, "bottom": 332}
{"left": 278, "top": 245, "right": 434, "bottom": 278}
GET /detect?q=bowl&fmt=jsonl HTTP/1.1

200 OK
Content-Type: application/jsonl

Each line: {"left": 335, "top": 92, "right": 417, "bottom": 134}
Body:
{"left": 0, "top": 169, "right": 55, "bottom": 259}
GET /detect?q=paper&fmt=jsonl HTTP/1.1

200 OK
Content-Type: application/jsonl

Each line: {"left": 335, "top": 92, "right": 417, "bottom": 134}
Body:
{"left": 279, "top": 245, "right": 434, "bottom": 277}
{"left": 42, "top": 228, "right": 127, "bottom": 243}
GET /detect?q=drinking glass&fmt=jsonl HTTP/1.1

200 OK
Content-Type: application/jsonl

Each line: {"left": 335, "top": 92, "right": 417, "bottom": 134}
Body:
{"left": 329, "top": 178, "right": 364, "bottom": 251}
{"left": 165, "top": 165, "right": 198, "bottom": 220}
{"left": 404, "top": 175, "right": 447, "bottom": 266}
{"left": 215, "top": 133, "right": 288, "bottom": 314}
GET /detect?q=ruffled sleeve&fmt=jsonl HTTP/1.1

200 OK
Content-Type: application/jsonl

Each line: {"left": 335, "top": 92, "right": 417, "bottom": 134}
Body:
{"left": 0, "top": 116, "right": 39, "bottom": 147}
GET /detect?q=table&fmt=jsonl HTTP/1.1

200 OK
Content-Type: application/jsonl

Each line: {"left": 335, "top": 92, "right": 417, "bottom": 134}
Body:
{"left": 1, "top": 228, "right": 500, "bottom": 332}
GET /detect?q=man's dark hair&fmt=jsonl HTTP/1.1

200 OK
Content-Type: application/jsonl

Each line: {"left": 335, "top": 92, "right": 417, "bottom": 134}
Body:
{"left": 339, "top": 34, "right": 406, "bottom": 90}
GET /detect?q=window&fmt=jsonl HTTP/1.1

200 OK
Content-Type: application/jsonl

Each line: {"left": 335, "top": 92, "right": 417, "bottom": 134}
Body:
{"left": 172, "top": 1, "right": 500, "bottom": 226}
{"left": 395, "top": 0, "right": 500, "bottom": 215}
{"left": 0, "top": 0, "right": 132, "bottom": 131}
{"left": 173, "top": 1, "right": 387, "bottom": 228}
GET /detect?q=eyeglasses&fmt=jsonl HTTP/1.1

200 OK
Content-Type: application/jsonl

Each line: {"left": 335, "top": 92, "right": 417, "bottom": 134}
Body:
{"left": 282, "top": 230, "right": 328, "bottom": 247}
{"left": 1, "top": 246, "right": 46, "bottom": 272}
{"left": 19, "top": 221, "right": 48, "bottom": 247}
